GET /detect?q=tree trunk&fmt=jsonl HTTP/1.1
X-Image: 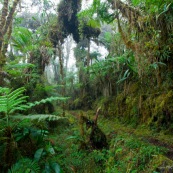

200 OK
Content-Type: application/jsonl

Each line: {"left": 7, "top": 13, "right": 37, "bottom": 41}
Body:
{"left": 2, "top": 0, "right": 20, "bottom": 36}
{"left": 0, "top": 0, "right": 20, "bottom": 85}
{"left": 0, "top": 0, "right": 9, "bottom": 50}
{"left": 156, "top": 66, "right": 162, "bottom": 87}
{"left": 87, "top": 38, "right": 90, "bottom": 67}
{"left": 65, "top": 36, "right": 72, "bottom": 75}
{"left": 2, "top": 22, "right": 13, "bottom": 55}
{"left": 57, "top": 42, "right": 65, "bottom": 116}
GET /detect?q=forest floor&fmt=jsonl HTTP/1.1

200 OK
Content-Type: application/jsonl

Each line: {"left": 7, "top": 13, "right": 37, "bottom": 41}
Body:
{"left": 98, "top": 116, "right": 173, "bottom": 159}
{"left": 50, "top": 110, "right": 173, "bottom": 173}
{"left": 110, "top": 121, "right": 173, "bottom": 160}
{"left": 70, "top": 110, "right": 173, "bottom": 159}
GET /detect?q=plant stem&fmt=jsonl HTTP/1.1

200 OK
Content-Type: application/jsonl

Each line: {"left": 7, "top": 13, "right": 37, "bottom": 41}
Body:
{"left": 6, "top": 113, "right": 9, "bottom": 126}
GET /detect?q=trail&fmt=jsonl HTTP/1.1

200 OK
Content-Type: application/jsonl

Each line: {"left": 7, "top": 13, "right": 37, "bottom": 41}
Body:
{"left": 51, "top": 110, "right": 173, "bottom": 172}
{"left": 70, "top": 110, "right": 173, "bottom": 161}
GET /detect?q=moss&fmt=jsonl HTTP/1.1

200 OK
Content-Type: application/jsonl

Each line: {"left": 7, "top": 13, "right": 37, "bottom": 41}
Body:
{"left": 73, "top": 98, "right": 83, "bottom": 109}
{"left": 127, "top": 82, "right": 139, "bottom": 94}
{"left": 147, "top": 90, "right": 173, "bottom": 129}
{"left": 93, "top": 77, "right": 173, "bottom": 130}
{"left": 93, "top": 97, "right": 116, "bottom": 117}
{"left": 145, "top": 154, "right": 173, "bottom": 173}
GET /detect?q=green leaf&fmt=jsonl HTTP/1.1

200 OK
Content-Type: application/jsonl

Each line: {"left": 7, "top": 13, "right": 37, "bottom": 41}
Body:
{"left": 6, "top": 63, "right": 35, "bottom": 69}
{"left": 34, "top": 148, "right": 44, "bottom": 161}
{"left": 132, "top": 0, "right": 140, "bottom": 6}
{"left": 87, "top": 19, "right": 101, "bottom": 28}
{"left": 115, "top": 148, "right": 123, "bottom": 153}
{"left": 44, "top": 163, "right": 51, "bottom": 173}
{"left": 51, "top": 162, "right": 61, "bottom": 173}
{"left": 117, "top": 70, "right": 130, "bottom": 84}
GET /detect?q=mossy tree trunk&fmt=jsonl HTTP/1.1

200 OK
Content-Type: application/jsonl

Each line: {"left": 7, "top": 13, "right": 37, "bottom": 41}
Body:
{"left": 84, "top": 38, "right": 91, "bottom": 95}
{"left": 65, "top": 36, "right": 72, "bottom": 77}
{"left": 57, "top": 41, "right": 65, "bottom": 116}
{"left": 0, "top": 0, "right": 20, "bottom": 86}
{"left": 156, "top": 66, "right": 162, "bottom": 87}
{"left": 87, "top": 38, "right": 90, "bottom": 67}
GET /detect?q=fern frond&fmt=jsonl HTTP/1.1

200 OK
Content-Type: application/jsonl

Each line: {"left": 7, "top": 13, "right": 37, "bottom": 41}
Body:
{"left": 0, "top": 96, "right": 8, "bottom": 113}
{"left": 0, "top": 87, "right": 10, "bottom": 94}
{"left": 12, "top": 114, "right": 65, "bottom": 122}
{"left": 8, "top": 87, "right": 25, "bottom": 99}
{"left": 5, "top": 63, "right": 35, "bottom": 69}
{"left": 8, "top": 158, "right": 40, "bottom": 173}
{"left": 22, "top": 96, "right": 69, "bottom": 109}
{"left": 0, "top": 87, "right": 28, "bottom": 114}
{"left": 0, "top": 87, "right": 69, "bottom": 125}
{"left": 9, "top": 96, "right": 28, "bottom": 114}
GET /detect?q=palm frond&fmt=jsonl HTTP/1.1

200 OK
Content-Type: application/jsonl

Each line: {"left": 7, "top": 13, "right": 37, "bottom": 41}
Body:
{"left": 11, "top": 27, "right": 33, "bottom": 53}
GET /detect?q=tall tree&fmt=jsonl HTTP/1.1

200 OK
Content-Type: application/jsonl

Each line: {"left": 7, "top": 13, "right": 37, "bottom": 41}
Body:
{"left": 0, "top": 0, "right": 20, "bottom": 86}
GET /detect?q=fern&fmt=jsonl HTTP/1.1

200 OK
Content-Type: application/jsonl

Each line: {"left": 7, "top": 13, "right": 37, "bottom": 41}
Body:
{"left": 0, "top": 87, "right": 69, "bottom": 125}
{"left": 8, "top": 158, "right": 40, "bottom": 173}
{"left": 5, "top": 63, "right": 35, "bottom": 69}
{"left": 0, "top": 87, "right": 28, "bottom": 125}
{"left": 26, "top": 96, "right": 67, "bottom": 108}
{"left": 12, "top": 114, "right": 65, "bottom": 122}
{"left": 0, "top": 87, "right": 10, "bottom": 94}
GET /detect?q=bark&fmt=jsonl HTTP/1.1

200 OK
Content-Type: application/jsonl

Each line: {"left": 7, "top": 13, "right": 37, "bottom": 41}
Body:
{"left": 57, "top": 42, "right": 65, "bottom": 116}
{"left": 2, "top": 0, "right": 20, "bottom": 36}
{"left": 116, "top": 14, "right": 136, "bottom": 51}
{"left": 111, "top": 0, "right": 142, "bottom": 30}
{"left": 156, "top": 66, "right": 162, "bottom": 87}
{"left": 84, "top": 38, "right": 91, "bottom": 95}
{"left": 0, "top": 0, "right": 9, "bottom": 50}
{"left": 53, "top": 62, "right": 59, "bottom": 82}
{"left": 87, "top": 38, "right": 90, "bottom": 67}
{"left": 65, "top": 36, "right": 72, "bottom": 73}
{"left": 0, "top": 0, "right": 20, "bottom": 85}
{"left": 57, "top": 42, "right": 64, "bottom": 84}
{"left": 94, "top": 107, "right": 101, "bottom": 125}
{"left": 2, "top": 22, "right": 13, "bottom": 55}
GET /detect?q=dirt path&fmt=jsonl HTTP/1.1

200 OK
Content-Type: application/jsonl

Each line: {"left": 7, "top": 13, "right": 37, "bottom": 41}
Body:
{"left": 99, "top": 116, "right": 173, "bottom": 161}
{"left": 147, "top": 137, "right": 173, "bottom": 160}
{"left": 69, "top": 110, "right": 173, "bottom": 160}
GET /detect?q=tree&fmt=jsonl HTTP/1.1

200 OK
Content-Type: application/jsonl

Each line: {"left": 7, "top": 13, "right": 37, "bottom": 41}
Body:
{"left": 0, "top": 0, "right": 20, "bottom": 86}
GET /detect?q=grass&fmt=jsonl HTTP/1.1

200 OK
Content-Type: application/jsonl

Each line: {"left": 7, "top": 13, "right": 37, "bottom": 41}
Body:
{"left": 45, "top": 110, "right": 173, "bottom": 173}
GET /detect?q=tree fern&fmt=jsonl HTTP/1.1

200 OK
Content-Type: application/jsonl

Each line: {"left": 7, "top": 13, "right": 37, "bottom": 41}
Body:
{"left": 0, "top": 87, "right": 28, "bottom": 125}
{"left": 0, "top": 87, "right": 69, "bottom": 125}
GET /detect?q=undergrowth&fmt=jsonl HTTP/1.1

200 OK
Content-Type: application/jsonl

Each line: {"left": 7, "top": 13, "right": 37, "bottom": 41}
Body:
{"left": 48, "top": 111, "right": 168, "bottom": 173}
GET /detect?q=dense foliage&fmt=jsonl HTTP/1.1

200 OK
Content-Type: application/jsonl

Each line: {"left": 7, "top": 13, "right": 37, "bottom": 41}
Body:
{"left": 0, "top": 0, "right": 173, "bottom": 172}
